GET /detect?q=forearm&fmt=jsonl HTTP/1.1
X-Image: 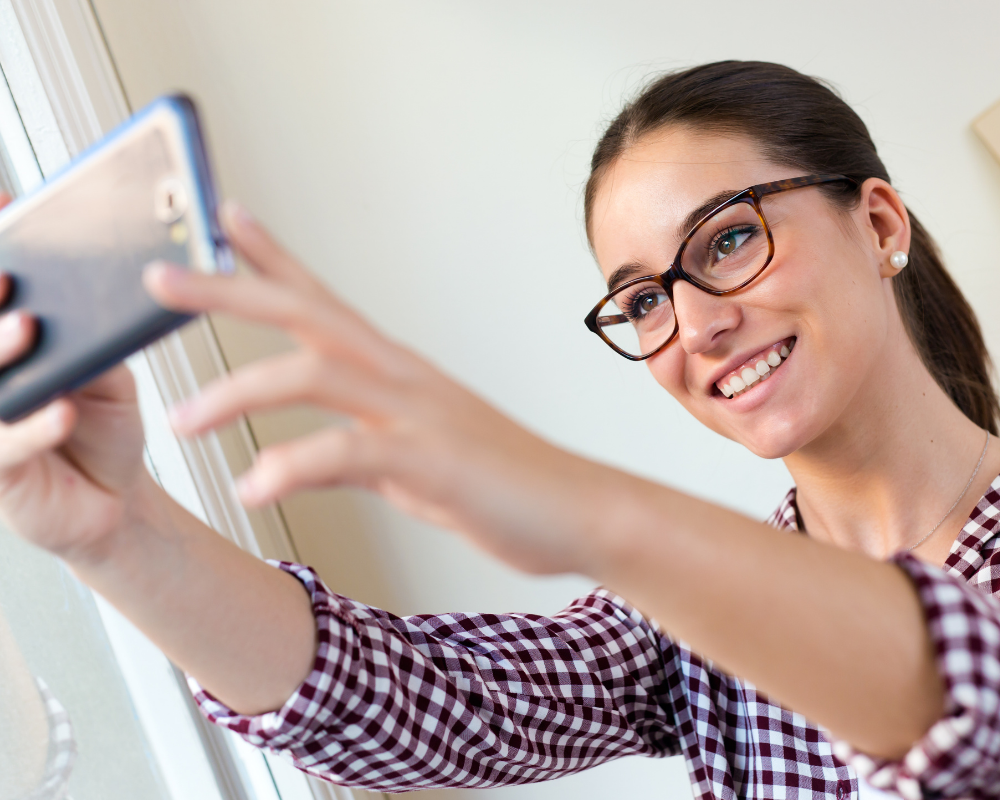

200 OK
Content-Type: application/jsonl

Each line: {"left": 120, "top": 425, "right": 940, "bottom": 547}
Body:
{"left": 194, "top": 567, "right": 676, "bottom": 791}
{"left": 586, "top": 472, "right": 941, "bottom": 759}
{"left": 67, "top": 471, "right": 317, "bottom": 715}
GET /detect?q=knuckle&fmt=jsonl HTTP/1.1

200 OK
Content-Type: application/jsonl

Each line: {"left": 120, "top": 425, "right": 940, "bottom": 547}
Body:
{"left": 298, "top": 351, "right": 334, "bottom": 399}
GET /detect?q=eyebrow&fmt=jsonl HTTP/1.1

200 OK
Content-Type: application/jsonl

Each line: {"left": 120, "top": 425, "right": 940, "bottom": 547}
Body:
{"left": 606, "top": 262, "right": 649, "bottom": 292}
{"left": 605, "top": 187, "right": 744, "bottom": 293}
{"left": 678, "top": 189, "right": 742, "bottom": 241}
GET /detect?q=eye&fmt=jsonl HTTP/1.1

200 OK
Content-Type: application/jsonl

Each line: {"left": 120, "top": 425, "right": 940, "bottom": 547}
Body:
{"left": 714, "top": 228, "right": 753, "bottom": 261}
{"left": 624, "top": 287, "right": 668, "bottom": 320}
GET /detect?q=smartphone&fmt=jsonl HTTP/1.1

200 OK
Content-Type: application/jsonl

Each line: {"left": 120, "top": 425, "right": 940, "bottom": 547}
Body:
{"left": 0, "top": 94, "right": 232, "bottom": 421}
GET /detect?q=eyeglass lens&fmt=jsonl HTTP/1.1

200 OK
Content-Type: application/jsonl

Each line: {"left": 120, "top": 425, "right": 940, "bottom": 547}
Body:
{"left": 595, "top": 198, "right": 771, "bottom": 358}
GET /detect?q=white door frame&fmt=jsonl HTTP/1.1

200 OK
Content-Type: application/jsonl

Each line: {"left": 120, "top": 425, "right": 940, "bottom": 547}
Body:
{"left": 3, "top": 1, "right": 379, "bottom": 798}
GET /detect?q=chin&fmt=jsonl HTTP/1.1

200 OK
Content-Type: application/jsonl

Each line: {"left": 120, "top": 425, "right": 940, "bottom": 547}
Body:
{"left": 716, "top": 411, "right": 812, "bottom": 460}
{"left": 739, "top": 432, "right": 803, "bottom": 460}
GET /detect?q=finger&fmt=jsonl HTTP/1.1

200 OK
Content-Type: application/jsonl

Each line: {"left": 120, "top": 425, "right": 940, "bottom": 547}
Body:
{"left": 220, "top": 201, "right": 329, "bottom": 295}
{"left": 169, "top": 350, "right": 393, "bottom": 437}
{"left": 0, "top": 273, "right": 11, "bottom": 308}
{"left": 144, "top": 262, "right": 386, "bottom": 360}
{"left": 72, "top": 363, "right": 137, "bottom": 404}
{"left": 145, "top": 261, "right": 305, "bottom": 324}
{"left": 236, "top": 427, "right": 384, "bottom": 506}
{"left": 0, "top": 192, "right": 11, "bottom": 210}
{"left": 0, "top": 399, "right": 76, "bottom": 471}
{"left": 0, "top": 311, "right": 36, "bottom": 368}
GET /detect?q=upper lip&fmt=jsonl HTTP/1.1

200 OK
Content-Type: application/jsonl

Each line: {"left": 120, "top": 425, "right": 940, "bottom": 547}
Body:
{"left": 705, "top": 338, "right": 792, "bottom": 394}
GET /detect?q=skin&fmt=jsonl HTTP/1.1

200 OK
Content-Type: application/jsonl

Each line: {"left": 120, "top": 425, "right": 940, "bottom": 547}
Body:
{"left": 0, "top": 123, "right": 980, "bottom": 772}
{"left": 591, "top": 128, "right": 1000, "bottom": 562}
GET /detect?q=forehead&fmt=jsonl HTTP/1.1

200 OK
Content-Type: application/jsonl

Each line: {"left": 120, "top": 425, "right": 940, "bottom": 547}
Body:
{"left": 589, "top": 128, "right": 795, "bottom": 281}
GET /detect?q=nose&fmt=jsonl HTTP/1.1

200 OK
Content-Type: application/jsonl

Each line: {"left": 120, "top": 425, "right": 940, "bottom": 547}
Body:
{"left": 672, "top": 281, "right": 742, "bottom": 354}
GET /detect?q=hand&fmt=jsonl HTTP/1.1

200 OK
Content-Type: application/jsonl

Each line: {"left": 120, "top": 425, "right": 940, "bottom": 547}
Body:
{"left": 0, "top": 195, "right": 150, "bottom": 563}
{"left": 145, "top": 203, "right": 617, "bottom": 576}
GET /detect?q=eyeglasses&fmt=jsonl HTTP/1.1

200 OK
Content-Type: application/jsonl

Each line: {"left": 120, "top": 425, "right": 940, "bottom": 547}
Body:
{"left": 584, "top": 174, "right": 858, "bottom": 360}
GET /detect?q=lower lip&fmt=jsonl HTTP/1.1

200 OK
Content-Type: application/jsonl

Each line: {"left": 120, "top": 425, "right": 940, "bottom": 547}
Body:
{"left": 714, "top": 346, "right": 794, "bottom": 412}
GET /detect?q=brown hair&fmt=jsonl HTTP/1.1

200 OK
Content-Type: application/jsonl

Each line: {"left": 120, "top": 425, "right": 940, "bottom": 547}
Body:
{"left": 585, "top": 60, "right": 999, "bottom": 434}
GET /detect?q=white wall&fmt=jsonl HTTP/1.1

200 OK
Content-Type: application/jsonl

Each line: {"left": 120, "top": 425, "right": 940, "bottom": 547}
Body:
{"left": 89, "top": 1, "right": 1000, "bottom": 798}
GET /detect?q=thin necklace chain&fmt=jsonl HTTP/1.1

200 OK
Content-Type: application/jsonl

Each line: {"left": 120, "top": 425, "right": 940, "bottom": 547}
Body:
{"left": 905, "top": 429, "right": 991, "bottom": 553}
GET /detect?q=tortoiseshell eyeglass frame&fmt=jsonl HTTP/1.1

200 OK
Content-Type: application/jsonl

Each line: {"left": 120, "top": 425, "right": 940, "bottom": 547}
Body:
{"left": 583, "top": 173, "right": 859, "bottom": 361}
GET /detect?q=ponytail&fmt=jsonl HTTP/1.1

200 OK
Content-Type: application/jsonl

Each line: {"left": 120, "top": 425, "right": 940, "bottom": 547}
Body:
{"left": 893, "top": 212, "right": 999, "bottom": 433}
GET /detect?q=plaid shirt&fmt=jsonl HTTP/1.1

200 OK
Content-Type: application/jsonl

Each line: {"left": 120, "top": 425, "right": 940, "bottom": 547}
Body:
{"left": 193, "top": 474, "right": 1000, "bottom": 799}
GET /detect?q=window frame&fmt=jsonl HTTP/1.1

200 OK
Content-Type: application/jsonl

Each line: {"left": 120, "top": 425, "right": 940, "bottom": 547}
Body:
{"left": 0, "top": 2, "right": 373, "bottom": 798}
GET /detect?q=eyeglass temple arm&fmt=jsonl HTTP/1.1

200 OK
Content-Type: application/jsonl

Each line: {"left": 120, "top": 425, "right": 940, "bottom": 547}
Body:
{"left": 750, "top": 174, "right": 858, "bottom": 198}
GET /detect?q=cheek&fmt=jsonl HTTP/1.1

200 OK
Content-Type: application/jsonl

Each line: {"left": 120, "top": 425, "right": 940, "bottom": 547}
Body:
{"left": 644, "top": 346, "right": 715, "bottom": 424}
{"left": 641, "top": 236, "right": 892, "bottom": 452}
{"left": 786, "top": 234, "right": 888, "bottom": 359}
{"left": 646, "top": 349, "right": 736, "bottom": 441}
{"left": 645, "top": 346, "right": 688, "bottom": 397}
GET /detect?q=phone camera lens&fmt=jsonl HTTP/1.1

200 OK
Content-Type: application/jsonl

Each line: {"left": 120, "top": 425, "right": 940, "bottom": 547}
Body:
{"left": 155, "top": 177, "right": 188, "bottom": 224}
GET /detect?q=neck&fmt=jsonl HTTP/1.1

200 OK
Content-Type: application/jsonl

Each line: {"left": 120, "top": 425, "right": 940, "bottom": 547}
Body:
{"left": 784, "top": 332, "right": 997, "bottom": 563}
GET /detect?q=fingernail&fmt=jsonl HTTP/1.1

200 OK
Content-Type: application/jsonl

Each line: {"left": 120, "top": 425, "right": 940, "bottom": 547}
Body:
{"left": 47, "top": 403, "right": 64, "bottom": 433}
{"left": 0, "top": 311, "right": 23, "bottom": 335}
{"left": 146, "top": 261, "right": 184, "bottom": 285}
{"left": 168, "top": 401, "right": 192, "bottom": 429}
{"left": 236, "top": 472, "right": 259, "bottom": 502}
{"left": 223, "top": 200, "right": 255, "bottom": 229}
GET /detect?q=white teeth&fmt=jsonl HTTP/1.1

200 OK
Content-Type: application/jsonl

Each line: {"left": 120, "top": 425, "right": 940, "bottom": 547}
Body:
{"left": 718, "top": 340, "right": 796, "bottom": 398}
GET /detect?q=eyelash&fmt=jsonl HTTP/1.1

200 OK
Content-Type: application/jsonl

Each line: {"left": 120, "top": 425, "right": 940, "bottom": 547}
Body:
{"left": 705, "top": 224, "right": 759, "bottom": 257}
{"left": 621, "top": 287, "right": 662, "bottom": 321}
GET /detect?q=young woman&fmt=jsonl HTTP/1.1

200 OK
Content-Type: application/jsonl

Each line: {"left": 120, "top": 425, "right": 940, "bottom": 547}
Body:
{"left": 1, "top": 60, "right": 999, "bottom": 800}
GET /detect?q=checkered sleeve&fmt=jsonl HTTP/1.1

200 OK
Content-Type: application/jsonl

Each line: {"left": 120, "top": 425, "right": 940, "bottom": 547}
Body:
{"left": 830, "top": 554, "right": 1000, "bottom": 800}
{"left": 190, "top": 561, "right": 677, "bottom": 792}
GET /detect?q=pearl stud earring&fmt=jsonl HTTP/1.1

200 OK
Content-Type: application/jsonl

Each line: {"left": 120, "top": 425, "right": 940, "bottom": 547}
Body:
{"left": 890, "top": 251, "right": 909, "bottom": 269}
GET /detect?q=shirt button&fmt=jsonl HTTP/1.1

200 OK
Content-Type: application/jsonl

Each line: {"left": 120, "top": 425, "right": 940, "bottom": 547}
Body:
{"left": 836, "top": 780, "right": 850, "bottom": 800}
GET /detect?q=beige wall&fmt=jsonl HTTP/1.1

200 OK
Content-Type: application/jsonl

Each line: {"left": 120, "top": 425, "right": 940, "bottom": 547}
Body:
{"left": 89, "top": 1, "right": 1000, "bottom": 798}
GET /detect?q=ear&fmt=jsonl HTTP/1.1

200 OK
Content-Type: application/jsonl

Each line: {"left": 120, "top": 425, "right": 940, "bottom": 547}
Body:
{"left": 858, "top": 178, "right": 911, "bottom": 278}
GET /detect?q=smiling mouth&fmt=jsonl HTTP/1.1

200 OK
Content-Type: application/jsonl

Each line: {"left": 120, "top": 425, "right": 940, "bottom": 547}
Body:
{"left": 716, "top": 338, "right": 795, "bottom": 398}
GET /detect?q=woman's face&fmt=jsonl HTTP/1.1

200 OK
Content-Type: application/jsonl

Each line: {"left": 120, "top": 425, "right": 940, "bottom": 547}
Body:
{"left": 589, "top": 128, "right": 902, "bottom": 458}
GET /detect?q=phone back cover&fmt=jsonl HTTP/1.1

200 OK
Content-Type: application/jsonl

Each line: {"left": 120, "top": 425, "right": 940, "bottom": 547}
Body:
{"left": 0, "top": 99, "right": 218, "bottom": 420}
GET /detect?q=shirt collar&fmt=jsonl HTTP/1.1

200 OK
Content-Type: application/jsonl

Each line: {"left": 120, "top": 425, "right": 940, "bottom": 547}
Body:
{"left": 767, "top": 473, "right": 1000, "bottom": 579}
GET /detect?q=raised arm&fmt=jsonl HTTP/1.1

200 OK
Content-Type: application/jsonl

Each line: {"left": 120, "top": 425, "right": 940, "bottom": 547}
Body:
{"left": 193, "top": 564, "right": 676, "bottom": 791}
{"left": 140, "top": 204, "right": 943, "bottom": 759}
{"left": 0, "top": 368, "right": 678, "bottom": 793}
{"left": 0, "top": 203, "right": 953, "bottom": 788}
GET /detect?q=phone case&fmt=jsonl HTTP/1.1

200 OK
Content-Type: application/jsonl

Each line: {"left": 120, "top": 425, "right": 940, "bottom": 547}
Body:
{"left": 0, "top": 95, "right": 231, "bottom": 421}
